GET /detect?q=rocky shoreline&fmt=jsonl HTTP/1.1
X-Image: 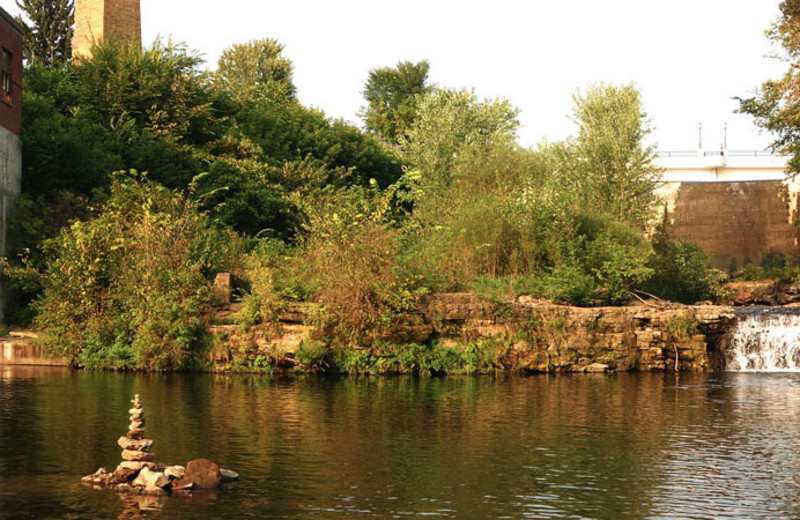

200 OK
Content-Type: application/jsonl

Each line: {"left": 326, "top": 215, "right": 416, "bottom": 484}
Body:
{"left": 6, "top": 282, "right": 795, "bottom": 373}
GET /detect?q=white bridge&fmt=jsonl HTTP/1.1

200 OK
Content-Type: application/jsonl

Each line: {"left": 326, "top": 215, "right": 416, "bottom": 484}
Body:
{"left": 655, "top": 150, "right": 789, "bottom": 182}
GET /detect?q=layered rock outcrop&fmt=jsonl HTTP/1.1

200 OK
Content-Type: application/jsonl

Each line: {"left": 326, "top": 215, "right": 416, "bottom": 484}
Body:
{"left": 209, "top": 294, "right": 738, "bottom": 373}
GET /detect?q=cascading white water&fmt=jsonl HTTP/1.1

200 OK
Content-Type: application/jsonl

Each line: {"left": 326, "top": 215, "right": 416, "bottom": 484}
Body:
{"left": 727, "top": 309, "right": 800, "bottom": 371}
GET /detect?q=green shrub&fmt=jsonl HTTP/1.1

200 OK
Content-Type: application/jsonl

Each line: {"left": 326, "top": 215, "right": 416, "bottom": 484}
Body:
{"left": 298, "top": 186, "right": 423, "bottom": 345}
{"left": 740, "top": 254, "right": 800, "bottom": 284}
{"left": 525, "top": 265, "right": 596, "bottom": 305}
{"left": 234, "top": 293, "right": 263, "bottom": 330}
{"left": 663, "top": 316, "right": 699, "bottom": 340}
{"left": 31, "top": 172, "right": 234, "bottom": 370}
{"left": 646, "top": 235, "right": 727, "bottom": 303}
{"left": 295, "top": 339, "right": 330, "bottom": 370}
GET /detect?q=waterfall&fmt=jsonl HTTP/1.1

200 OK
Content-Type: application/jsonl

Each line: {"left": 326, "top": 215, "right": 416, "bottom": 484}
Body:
{"left": 727, "top": 308, "right": 800, "bottom": 371}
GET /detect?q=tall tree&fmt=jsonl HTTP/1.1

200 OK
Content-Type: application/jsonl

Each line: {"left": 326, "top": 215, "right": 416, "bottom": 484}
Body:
{"left": 216, "top": 38, "right": 296, "bottom": 103}
{"left": 568, "top": 83, "right": 661, "bottom": 227}
{"left": 361, "top": 60, "right": 431, "bottom": 144}
{"left": 738, "top": 0, "right": 800, "bottom": 174}
{"left": 15, "top": 0, "right": 74, "bottom": 66}
{"left": 401, "top": 88, "right": 519, "bottom": 187}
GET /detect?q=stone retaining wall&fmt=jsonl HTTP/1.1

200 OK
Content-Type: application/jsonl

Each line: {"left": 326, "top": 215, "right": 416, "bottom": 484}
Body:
{"left": 0, "top": 333, "right": 66, "bottom": 366}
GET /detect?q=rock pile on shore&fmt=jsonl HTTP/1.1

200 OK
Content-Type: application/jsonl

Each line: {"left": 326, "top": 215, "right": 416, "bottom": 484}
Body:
{"left": 81, "top": 394, "right": 238, "bottom": 495}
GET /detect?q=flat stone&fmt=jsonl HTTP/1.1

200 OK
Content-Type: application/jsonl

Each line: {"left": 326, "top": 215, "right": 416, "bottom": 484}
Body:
{"left": 129, "top": 419, "right": 146, "bottom": 429}
{"left": 118, "top": 436, "right": 153, "bottom": 451}
{"left": 584, "top": 363, "right": 610, "bottom": 373}
{"left": 118, "top": 461, "right": 156, "bottom": 471}
{"left": 220, "top": 469, "right": 239, "bottom": 482}
{"left": 164, "top": 465, "right": 185, "bottom": 479}
{"left": 92, "top": 473, "right": 113, "bottom": 485}
{"left": 122, "top": 449, "right": 155, "bottom": 462}
{"left": 169, "top": 478, "right": 195, "bottom": 491}
{"left": 127, "top": 429, "right": 146, "bottom": 440}
{"left": 183, "top": 458, "right": 221, "bottom": 489}
{"left": 133, "top": 467, "right": 170, "bottom": 492}
{"left": 111, "top": 466, "right": 139, "bottom": 484}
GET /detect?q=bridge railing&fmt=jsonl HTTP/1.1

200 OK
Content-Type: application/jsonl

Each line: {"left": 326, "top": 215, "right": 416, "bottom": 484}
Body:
{"left": 656, "top": 150, "right": 777, "bottom": 158}
{"left": 725, "top": 150, "right": 775, "bottom": 157}
{"left": 655, "top": 150, "right": 697, "bottom": 157}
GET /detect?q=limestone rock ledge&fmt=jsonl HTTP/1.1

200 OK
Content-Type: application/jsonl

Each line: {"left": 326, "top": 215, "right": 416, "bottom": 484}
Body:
{"left": 209, "top": 294, "right": 738, "bottom": 373}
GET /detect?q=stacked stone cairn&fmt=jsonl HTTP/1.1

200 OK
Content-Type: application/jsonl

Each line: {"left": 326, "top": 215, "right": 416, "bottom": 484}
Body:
{"left": 120, "top": 394, "right": 154, "bottom": 469}
{"left": 82, "top": 394, "right": 238, "bottom": 495}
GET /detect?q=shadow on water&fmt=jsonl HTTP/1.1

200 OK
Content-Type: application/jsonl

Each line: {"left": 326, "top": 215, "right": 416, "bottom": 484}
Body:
{"left": 3, "top": 367, "right": 800, "bottom": 519}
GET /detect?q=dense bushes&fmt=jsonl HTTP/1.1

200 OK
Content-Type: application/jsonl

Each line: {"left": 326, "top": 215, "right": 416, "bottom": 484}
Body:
{"left": 645, "top": 234, "right": 727, "bottom": 304}
{"left": 32, "top": 173, "right": 239, "bottom": 369}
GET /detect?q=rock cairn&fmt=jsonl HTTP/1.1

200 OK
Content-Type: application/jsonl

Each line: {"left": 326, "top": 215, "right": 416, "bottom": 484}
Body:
{"left": 82, "top": 395, "right": 238, "bottom": 495}
{"left": 118, "top": 394, "right": 155, "bottom": 469}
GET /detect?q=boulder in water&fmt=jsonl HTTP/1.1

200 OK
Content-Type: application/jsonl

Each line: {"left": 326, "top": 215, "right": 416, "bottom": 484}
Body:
{"left": 183, "top": 458, "right": 221, "bottom": 489}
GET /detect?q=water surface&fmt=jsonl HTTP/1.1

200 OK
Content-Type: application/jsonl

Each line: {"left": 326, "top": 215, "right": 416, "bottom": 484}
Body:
{"left": 2, "top": 367, "right": 800, "bottom": 519}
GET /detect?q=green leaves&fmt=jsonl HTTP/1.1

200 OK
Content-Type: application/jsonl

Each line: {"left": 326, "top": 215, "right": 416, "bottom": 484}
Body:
{"left": 361, "top": 60, "right": 431, "bottom": 144}
{"left": 16, "top": 0, "right": 74, "bottom": 66}
{"left": 72, "top": 39, "right": 220, "bottom": 146}
{"left": 738, "top": 1, "right": 800, "bottom": 171}
{"left": 569, "top": 83, "right": 661, "bottom": 227}
{"left": 216, "top": 38, "right": 296, "bottom": 104}
{"left": 33, "top": 173, "right": 238, "bottom": 370}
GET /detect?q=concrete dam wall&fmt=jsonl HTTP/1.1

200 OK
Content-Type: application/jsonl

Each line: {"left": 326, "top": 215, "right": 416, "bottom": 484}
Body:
{"left": 663, "top": 180, "right": 800, "bottom": 271}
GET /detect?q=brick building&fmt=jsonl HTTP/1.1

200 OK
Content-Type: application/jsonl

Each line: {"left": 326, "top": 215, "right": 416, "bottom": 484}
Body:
{"left": 73, "top": 0, "right": 141, "bottom": 60}
{"left": 0, "top": 6, "right": 22, "bottom": 322}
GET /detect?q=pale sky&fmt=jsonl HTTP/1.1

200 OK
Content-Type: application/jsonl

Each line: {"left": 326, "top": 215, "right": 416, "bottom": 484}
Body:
{"left": 3, "top": 0, "right": 789, "bottom": 151}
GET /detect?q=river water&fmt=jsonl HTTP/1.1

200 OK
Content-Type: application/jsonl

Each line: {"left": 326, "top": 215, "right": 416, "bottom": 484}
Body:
{"left": 3, "top": 366, "right": 800, "bottom": 519}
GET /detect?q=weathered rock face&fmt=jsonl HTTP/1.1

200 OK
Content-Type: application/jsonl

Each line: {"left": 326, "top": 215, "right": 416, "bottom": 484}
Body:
{"left": 209, "top": 293, "right": 739, "bottom": 373}
{"left": 472, "top": 299, "right": 735, "bottom": 373}
{"left": 724, "top": 280, "right": 800, "bottom": 306}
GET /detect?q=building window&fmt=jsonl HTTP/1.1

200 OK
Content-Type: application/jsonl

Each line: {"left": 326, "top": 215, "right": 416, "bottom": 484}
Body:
{"left": 2, "top": 50, "right": 11, "bottom": 103}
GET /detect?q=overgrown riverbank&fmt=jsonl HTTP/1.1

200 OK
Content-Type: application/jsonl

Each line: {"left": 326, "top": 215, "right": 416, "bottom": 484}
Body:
{"left": 4, "top": 41, "right": 730, "bottom": 371}
{"left": 205, "top": 293, "right": 736, "bottom": 375}
{"left": 2, "top": 294, "right": 737, "bottom": 374}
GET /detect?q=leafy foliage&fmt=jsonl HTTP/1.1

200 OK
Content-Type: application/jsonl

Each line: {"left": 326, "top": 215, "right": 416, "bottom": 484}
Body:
{"left": 646, "top": 234, "right": 727, "bottom": 303}
{"left": 568, "top": 83, "right": 662, "bottom": 227}
{"left": 15, "top": 0, "right": 73, "bottom": 66}
{"left": 11, "top": 28, "right": 711, "bottom": 369}
{"left": 216, "top": 38, "right": 296, "bottom": 103}
{"left": 72, "top": 39, "right": 221, "bottom": 147}
{"left": 33, "top": 173, "right": 236, "bottom": 369}
{"left": 298, "top": 186, "right": 422, "bottom": 344}
{"left": 361, "top": 60, "right": 431, "bottom": 144}
{"left": 738, "top": 0, "right": 800, "bottom": 173}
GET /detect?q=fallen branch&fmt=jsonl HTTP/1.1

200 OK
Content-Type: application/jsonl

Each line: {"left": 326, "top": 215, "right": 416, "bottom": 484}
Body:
{"left": 627, "top": 290, "right": 661, "bottom": 308}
